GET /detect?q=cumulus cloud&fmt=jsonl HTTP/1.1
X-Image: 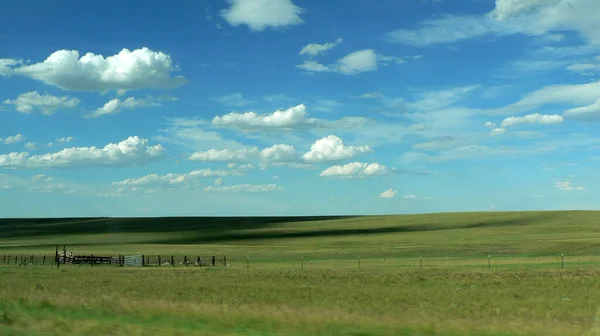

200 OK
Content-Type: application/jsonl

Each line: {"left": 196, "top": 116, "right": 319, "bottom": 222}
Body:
{"left": 86, "top": 97, "right": 160, "bottom": 118}
{"left": 260, "top": 144, "right": 297, "bottom": 162}
{"left": 221, "top": 0, "right": 304, "bottom": 31}
{"left": 211, "top": 104, "right": 367, "bottom": 132}
{"left": 188, "top": 147, "right": 259, "bottom": 162}
{"left": 297, "top": 49, "right": 411, "bottom": 75}
{"left": 302, "top": 135, "right": 371, "bottom": 163}
{"left": 500, "top": 113, "right": 563, "bottom": 128}
{"left": 378, "top": 188, "right": 397, "bottom": 199}
{"left": 204, "top": 183, "right": 283, "bottom": 192}
{"left": 320, "top": 162, "right": 390, "bottom": 178}
{"left": 0, "top": 47, "right": 187, "bottom": 92}
{"left": 0, "top": 136, "right": 165, "bottom": 169}
{"left": 3, "top": 91, "right": 79, "bottom": 115}
{"left": 299, "top": 38, "right": 343, "bottom": 57}
{"left": 1, "top": 134, "right": 26, "bottom": 144}
{"left": 490, "top": 128, "right": 506, "bottom": 136}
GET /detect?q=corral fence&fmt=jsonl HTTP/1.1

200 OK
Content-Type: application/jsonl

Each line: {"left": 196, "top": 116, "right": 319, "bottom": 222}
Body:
{"left": 0, "top": 245, "right": 229, "bottom": 269}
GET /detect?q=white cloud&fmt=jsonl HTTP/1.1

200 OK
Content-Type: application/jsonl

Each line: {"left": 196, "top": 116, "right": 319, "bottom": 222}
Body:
{"left": 299, "top": 38, "right": 343, "bottom": 57}
{"left": 297, "top": 49, "right": 411, "bottom": 75}
{"left": 212, "top": 104, "right": 367, "bottom": 132}
{"left": 56, "top": 137, "right": 75, "bottom": 143}
{"left": 0, "top": 136, "right": 165, "bottom": 169}
{"left": 489, "top": 81, "right": 600, "bottom": 115}
{"left": 490, "top": 128, "right": 506, "bottom": 136}
{"left": 359, "top": 92, "right": 383, "bottom": 99}
{"left": 204, "top": 183, "right": 283, "bottom": 192}
{"left": 0, "top": 47, "right": 187, "bottom": 92}
{"left": 387, "top": 85, "right": 480, "bottom": 112}
{"left": 1, "top": 134, "right": 26, "bottom": 144}
{"left": 3, "top": 91, "right": 79, "bottom": 115}
{"left": 313, "top": 99, "right": 342, "bottom": 112}
{"left": 112, "top": 168, "right": 243, "bottom": 190}
{"left": 378, "top": 188, "right": 397, "bottom": 199}
{"left": 555, "top": 180, "right": 584, "bottom": 191}
{"left": 86, "top": 97, "right": 160, "bottom": 118}
{"left": 0, "top": 173, "right": 75, "bottom": 194}
{"left": 320, "top": 162, "right": 390, "bottom": 179}
{"left": 221, "top": 0, "right": 304, "bottom": 31}
{"left": 484, "top": 121, "right": 496, "bottom": 128}
{"left": 500, "top": 113, "right": 564, "bottom": 128}
{"left": 385, "top": 0, "right": 600, "bottom": 46}
{"left": 214, "top": 177, "right": 224, "bottom": 186}
{"left": 402, "top": 194, "right": 417, "bottom": 199}
{"left": 214, "top": 92, "right": 251, "bottom": 107}
{"left": 564, "top": 99, "right": 600, "bottom": 121}
{"left": 566, "top": 62, "right": 600, "bottom": 76}
{"left": 24, "top": 142, "right": 38, "bottom": 150}
{"left": 156, "top": 117, "right": 247, "bottom": 151}
{"left": 260, "top": 144, "right": 296, "bottom": 162}
{"left": 188, "top": 147, "right": 259, "bottom": 162}
{"left": 302, "top": 135, "right": 371, "bottom": 163}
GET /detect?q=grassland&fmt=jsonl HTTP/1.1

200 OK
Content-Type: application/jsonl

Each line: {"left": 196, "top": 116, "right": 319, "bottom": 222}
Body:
{"left": 2, "top": 210, "right": 600, "bottom": 335}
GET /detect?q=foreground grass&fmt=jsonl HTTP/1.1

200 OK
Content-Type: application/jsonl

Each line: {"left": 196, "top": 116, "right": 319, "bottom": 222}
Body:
{"left": 1, "top": 266, "right": 599, "bottom": 336}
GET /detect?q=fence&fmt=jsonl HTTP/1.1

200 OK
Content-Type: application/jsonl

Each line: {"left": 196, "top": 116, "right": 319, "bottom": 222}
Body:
{"left": 0, "top": 253, "right": 587, "bottom": 271}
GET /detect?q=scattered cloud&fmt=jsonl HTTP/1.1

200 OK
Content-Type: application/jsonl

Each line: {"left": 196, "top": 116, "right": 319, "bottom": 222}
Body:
{"left": 297, "top": 49, "right": 413, "bottom": 75}
{"left": 1, "top": 134, "right": 26, "bottom": 144}
{"left": 402, "top": 194, "right": 417, "bottom": 199}
{"left": 0, "top": 173, "right": 75, "bottom": 194}
{"left": 204, "top": 183, "right": 283, "bottom": 192}
{"left": 320, "top": 162, "right": 391, "bottom": 178}
{"left": 378, "top": 188, "right": 396, "bottom": 199}
{"left": 564, "top": 99, "right": 600, "bottom": 121}
{"left": 86, "top": 97, "right": 160, "bottom": 118}
{"left": 111, "top": 168, "right": 244, "bottom": 192}
{"left": 299, "top": 38, "right": 343, "bottom": 57}
{"left": 0, "top": 136, "right": 165, "bottom": 169}
{"left": 221, "top": 0, "right": 304, "bottom": 31}
{"left": 188, "top": 147, "right": 259, "bottom": 162}
{"left": 500, "top": 113, "right": 564, "bottom": 128}
{"left": 214, "top": 92, "right": 251, "bottom": 107}
{"left": 384, "top": 0, "right": 600, "bottom": 46}
{"left": 3, "top": 91, "right": 79, "bottom": 115}
{"left": 555, "top": 179, "right": 584, "bottom": 191}
{"left": 302, "top": 135, "right": 371, "bottom": 163}
{"left": 0, "top": 47, "right": 187, "bottom": 92}
{"left": 24, "top": 142, "right": 38, "bottom": 150}
{"left": 314, "top": 99, "right": 342, "bottom": 112}
{"left": 212, "top": 104, "right": 368, "bottom": 132}
{"left": 56, "top": 137, "right": 75, "bottom": 143}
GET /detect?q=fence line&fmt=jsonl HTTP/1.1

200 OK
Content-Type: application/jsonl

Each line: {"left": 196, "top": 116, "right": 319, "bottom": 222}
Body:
{"left": 0, "top": 254, "right": 593, "bottom": 270}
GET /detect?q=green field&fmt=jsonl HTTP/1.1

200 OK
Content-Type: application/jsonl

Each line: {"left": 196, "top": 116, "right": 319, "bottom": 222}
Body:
{"left": 2, "top": 210, "right": 600, "bottom": 335}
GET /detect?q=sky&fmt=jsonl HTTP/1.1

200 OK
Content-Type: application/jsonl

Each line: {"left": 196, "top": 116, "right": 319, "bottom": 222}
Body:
{"left": 1, "top": 0, "right": 599, "bottom": 217}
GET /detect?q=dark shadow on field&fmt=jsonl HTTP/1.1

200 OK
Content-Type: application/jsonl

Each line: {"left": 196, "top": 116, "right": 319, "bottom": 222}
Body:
{"left": 0, "top": 216, "right": 362, "bottom": 240}
{"left": 0, "top": 211, "right": 591, "bottom": 246}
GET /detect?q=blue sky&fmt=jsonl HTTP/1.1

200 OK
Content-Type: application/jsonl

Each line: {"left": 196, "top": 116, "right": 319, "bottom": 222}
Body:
{"left": 1, "top": 0, "right": 599, "bottom": 217}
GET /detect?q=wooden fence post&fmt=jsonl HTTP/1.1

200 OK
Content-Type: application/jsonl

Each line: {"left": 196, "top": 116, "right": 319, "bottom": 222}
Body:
{"left": 224, "top": 256, "right": 227, "bottom": 266}
{"left": 358, "top": 256, "right": 361, "bottom": 270}
{"left": 301, "top": 256, "right": 304, "bottom": 270}
{"left": 420, "top": 256, "right": 422, "bottom": 270}
{"left": 42, "top": 255, "right": 46, "bottom": 265}
{"left": 562, "top": 253, "right": 564, "bottom": 269}
{"left": 488, "top": 255, "right": 491, "bottom": 270}
{"left": 171, "top": 256, "right": 174, "bottom": 267}
{"left": 142, "top": 255, "right": 145, "bottom": 267}
{"left": 158, "top": 255, "right": 161, "bottom": 267}
{"left": 14, "top": 255, "right": 17, "bottom": 265}
{"left": 184, "top": 256, "right": 188, "bottom": 266}
{"left": 212, "top": 256, "right": 215, "bottom": 266}
{"left": 247, "top": 257, "right": 249, "bottom": 270}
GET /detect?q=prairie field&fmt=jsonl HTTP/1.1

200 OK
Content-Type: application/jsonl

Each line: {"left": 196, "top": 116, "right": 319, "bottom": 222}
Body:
{"left": 2, "top": 210, "right": 600, "bottom": 335}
